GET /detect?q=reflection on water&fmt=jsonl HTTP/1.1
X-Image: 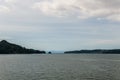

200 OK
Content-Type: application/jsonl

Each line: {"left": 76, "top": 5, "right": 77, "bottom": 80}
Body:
{"left": 0, "top": 54, "right": 120, "bottom": 80}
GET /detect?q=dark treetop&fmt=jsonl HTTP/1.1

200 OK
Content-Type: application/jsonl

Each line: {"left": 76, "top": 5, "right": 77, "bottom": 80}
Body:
{"left": 0, "top": 40, "right": 46, "bottom": 54}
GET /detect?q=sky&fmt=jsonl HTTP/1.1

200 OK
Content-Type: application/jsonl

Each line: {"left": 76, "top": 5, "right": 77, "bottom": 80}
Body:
{"left": 0, "top": 0, "right": 120, "bottom": 51}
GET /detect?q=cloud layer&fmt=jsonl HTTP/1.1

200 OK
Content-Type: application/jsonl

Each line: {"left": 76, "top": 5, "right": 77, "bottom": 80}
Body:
{"left": 0, "top": 0, "right": 120, "bottom": 21}
{"left": 0, "top": 0, "right": 120, "bottom": 50}
{"left": 33, "top": 0, "right": 120, "bottom": 21}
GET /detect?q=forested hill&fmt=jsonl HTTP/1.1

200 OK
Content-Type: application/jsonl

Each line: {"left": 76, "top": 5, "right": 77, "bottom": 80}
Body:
{"left": 64, "top": 49, "right": 120, "bottom": 54}
{"left": 0, "top": 40, "right": 46, "bottom": 54}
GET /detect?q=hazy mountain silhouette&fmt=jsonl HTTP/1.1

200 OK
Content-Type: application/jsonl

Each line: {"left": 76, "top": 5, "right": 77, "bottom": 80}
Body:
{"left": 0, "top": 40, "right": 45, "bottom": 54}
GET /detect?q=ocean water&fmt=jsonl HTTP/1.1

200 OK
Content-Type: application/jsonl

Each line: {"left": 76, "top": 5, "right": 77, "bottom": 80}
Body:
{"left": 0, "top": 54, "right": 120, "bottom": 80}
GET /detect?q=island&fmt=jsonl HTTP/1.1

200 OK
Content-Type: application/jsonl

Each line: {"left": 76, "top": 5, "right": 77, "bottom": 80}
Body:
{"left": 48, "top": 51, "right": 52, "bottom": 54}
{"left": 0, "top": 40, "right": 46, "bottom": 54}
{"left": 64, "top": 49, "right": 120, "bottom": 54}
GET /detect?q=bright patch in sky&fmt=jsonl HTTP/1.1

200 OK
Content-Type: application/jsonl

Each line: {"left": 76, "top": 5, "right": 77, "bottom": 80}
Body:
{"left": 0, "top": 0, "right": 120, "bottom": 51}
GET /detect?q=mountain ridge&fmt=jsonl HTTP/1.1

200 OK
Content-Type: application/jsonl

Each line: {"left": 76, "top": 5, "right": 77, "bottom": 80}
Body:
{"left": 64, "top": 49, "right": 120, "bottom": 54}
{"left": 0, "top": 40, "right": 46, "bottom": 54}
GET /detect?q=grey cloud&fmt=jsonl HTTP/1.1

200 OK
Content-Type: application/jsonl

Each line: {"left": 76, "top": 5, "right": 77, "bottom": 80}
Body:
{"left": 32, "top": 0, "right": 120, "bottom": 21}
{"left": 0, "top": 0, "right": 120, "bottom": 22}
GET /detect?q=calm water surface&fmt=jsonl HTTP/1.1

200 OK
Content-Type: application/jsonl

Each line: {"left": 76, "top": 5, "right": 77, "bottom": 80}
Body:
{"left": 0, "top": 54, "right": 120, "bottom": 80}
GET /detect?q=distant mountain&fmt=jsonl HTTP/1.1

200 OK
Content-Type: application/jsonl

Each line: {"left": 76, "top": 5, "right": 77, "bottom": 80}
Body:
{"left": 64, "top": 49, "right": 120, "bottom": 54}
{"left": 0, "top": 40, "right": 46, "bottom": 54}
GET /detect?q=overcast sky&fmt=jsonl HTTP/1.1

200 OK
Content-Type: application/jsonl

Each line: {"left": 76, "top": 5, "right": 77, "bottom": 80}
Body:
{"left": 0, "top": 0, "right": 120, "bottom": 51}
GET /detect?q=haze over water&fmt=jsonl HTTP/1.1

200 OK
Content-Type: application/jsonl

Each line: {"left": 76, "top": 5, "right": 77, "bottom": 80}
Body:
{"left": 0, "top": 54, "right": 120, "bottom": 80}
